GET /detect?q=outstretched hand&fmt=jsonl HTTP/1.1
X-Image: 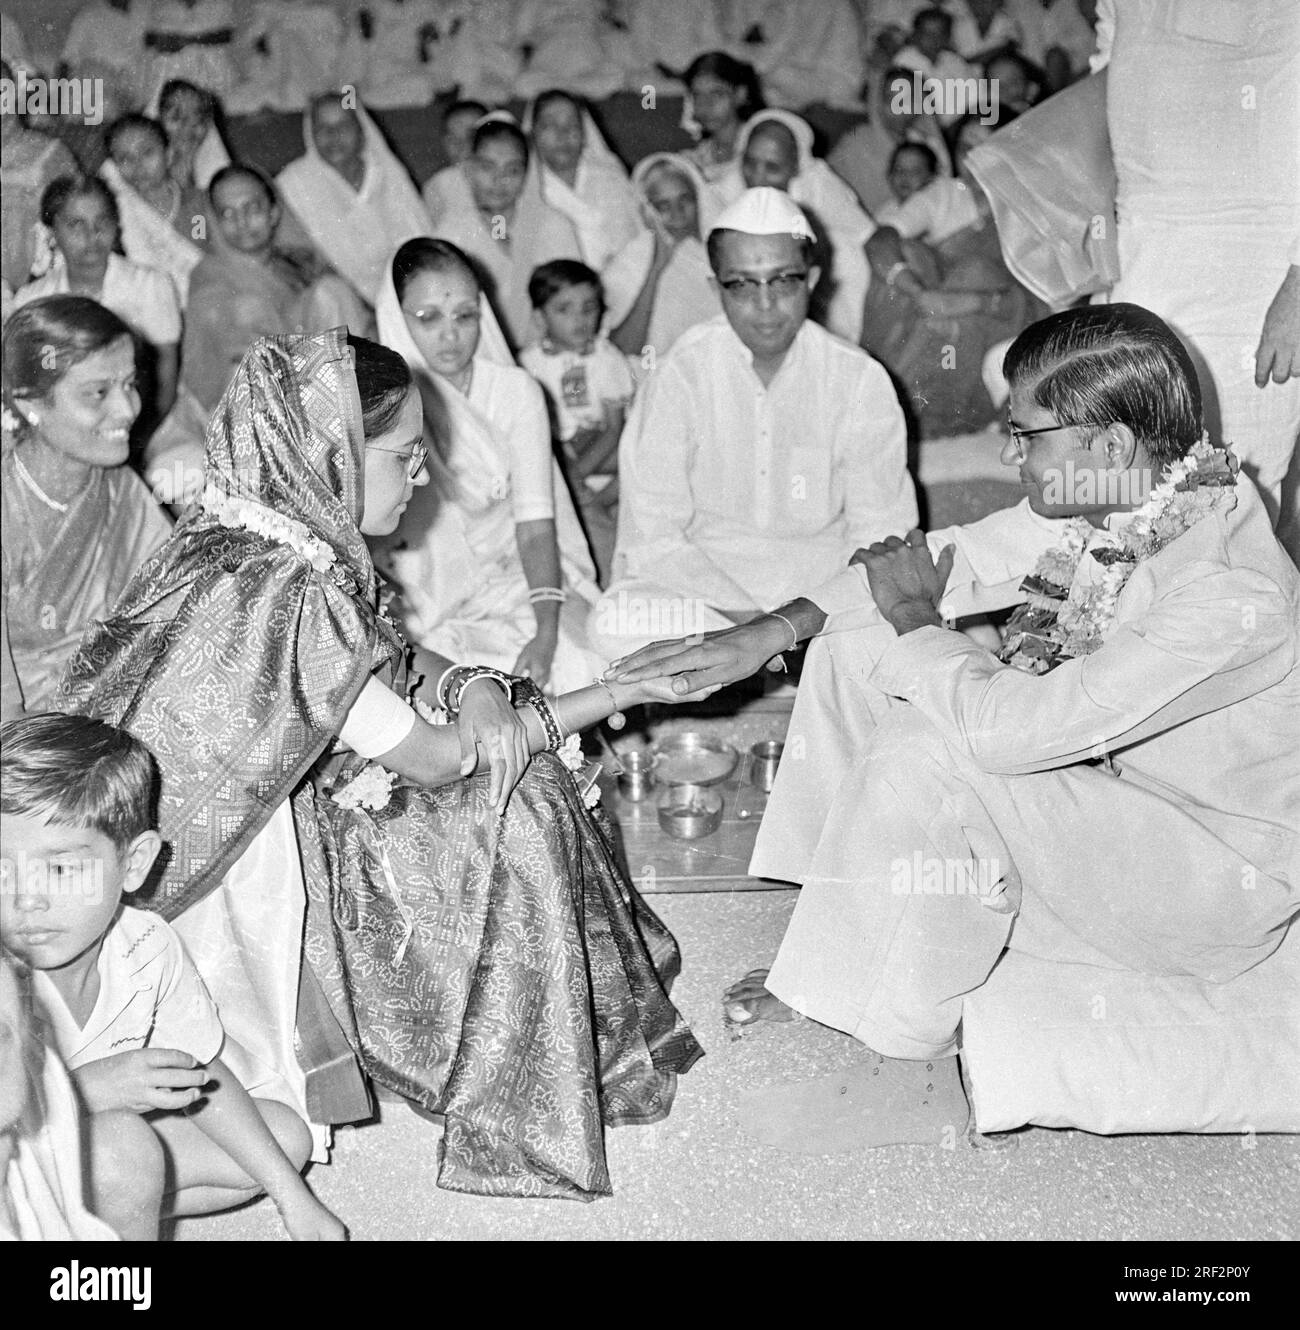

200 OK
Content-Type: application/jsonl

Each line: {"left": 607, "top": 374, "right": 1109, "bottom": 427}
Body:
{"left": 849, "top": 530, "right": 955, "bottom": 635}
{"left": 604, "top": 616, "right": 793, "bottom": 697}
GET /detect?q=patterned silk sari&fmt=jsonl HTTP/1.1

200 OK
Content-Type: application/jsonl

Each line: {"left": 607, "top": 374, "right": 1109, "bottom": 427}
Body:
{"left": 1, "top": 446, "right": 172, "bottom": 713}
{"left": 60, "top": 329, "right": 701, "bottom": 1199}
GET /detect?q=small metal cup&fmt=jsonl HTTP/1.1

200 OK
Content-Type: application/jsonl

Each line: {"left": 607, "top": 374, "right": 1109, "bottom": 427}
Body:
{"left": 657, "top": 783, "right": 724, "bottom": 839}
{"left": 616, "top": 750, "right": 656, "bottom": 801}
{"left": 749, "top": 740, "right": 784, "bottom": 792}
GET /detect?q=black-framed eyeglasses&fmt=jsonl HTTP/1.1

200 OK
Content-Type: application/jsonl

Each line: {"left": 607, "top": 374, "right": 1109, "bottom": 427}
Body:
{"left": 368, "top": 439, "right": 427, "bottom": 479}
{"left": 1006, "top": 420, "right": 1086, "bottom": 455}
{"left": 718, "top": 270, "right": 809, "bottom": 300}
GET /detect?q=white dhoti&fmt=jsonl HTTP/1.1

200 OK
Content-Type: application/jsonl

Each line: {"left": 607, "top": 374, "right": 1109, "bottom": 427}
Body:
{"left": 755, "top": 619, "right": 1297, "bottom": 1062}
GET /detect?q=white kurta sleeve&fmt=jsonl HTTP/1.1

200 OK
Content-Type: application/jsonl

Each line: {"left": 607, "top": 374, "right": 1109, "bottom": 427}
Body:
{"left": 503, "top": 373, "right": 557, "bottom": 524}
{"left": 617, "top": 358, "right": 759, "bottom": 609}
{"left": 837, "top": 357, "right": 918, "bottom": 546}
{"left": 806, "top": 500, "right": 1069, "bottom": 631}
{"left": 337, "top": 675, "right": 418, "bottom": 758}
{"left": 868, "top": 564, "right": 1293, "bottom": 776}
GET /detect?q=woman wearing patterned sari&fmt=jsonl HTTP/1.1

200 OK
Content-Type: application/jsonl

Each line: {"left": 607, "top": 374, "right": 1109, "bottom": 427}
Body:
{"left": 59, "top": 326, "right": 702, "bottom": 1201}
{"left": 1, "top": 296, "right": 172, "bottom": 714}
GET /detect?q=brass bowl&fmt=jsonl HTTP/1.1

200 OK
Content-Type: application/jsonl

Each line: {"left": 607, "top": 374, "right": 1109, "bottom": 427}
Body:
{"left": 649, "top": 733, "right": 738, "bottom": 787}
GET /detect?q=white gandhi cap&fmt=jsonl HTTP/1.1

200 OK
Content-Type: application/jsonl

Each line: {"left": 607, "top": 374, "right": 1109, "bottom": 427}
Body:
{"left": 707, "top": 186, "right": 817, "bottom": 243}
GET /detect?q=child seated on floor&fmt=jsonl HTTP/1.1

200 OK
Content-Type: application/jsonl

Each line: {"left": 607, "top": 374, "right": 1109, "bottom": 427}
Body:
{"left": 519, "top": 259, "right": 634, "bottom": 586}
{"left": 1, "top": 948, "right": 121, "bottom": 1240}
{"left": 0, "top": 714, "right": 346, "bottom": 1242}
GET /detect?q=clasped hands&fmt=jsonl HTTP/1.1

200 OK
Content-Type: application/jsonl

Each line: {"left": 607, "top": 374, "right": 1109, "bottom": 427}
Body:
{"left": 849, "top": 529, "right": 955, "bottom": 635}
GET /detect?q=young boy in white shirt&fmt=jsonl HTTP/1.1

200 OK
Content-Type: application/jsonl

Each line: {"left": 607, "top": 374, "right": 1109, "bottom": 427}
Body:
{"left": 0, "top": 714, "right": 346, "bottom": 1241}
{"left": 520, "top": 259, "right": 635, "bottom": 584}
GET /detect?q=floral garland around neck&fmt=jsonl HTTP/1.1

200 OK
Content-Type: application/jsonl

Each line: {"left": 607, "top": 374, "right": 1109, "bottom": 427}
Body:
{"left": 200, "top": 482, "right": 338, "bottom": 574}
{"left": 997, "top": 438, "right": 1240, "bottom": 675}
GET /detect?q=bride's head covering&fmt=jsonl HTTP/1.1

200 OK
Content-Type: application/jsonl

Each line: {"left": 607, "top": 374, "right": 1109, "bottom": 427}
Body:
{"left": 60, "top": 328, "right": 405, "bottom": 918}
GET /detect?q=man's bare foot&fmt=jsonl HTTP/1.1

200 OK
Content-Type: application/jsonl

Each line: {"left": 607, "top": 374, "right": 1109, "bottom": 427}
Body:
{"left": 723, "top": 969, "right": 797, "bottom": 1026}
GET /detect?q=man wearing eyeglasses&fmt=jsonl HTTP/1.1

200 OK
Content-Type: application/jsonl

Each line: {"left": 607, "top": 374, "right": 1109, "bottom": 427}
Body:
{"left": 607, "top": 303, "right": 1299, "bottom": 1151}
{"left": 589, "top": 187, "right": 918, "bottom": 658}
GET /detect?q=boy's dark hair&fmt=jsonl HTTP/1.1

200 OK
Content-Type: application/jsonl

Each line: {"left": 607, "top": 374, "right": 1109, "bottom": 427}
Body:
{"left": 0, "top": 714, "right": 159, "bottom": 851}
{"left": 528, "top": 259, "right": 603, "bottom": 311}
{"left": 105, "top": 112, "right": 167, "bottom": 157}
{"left": 1003, "top": 303, "right": 1204, "bottom": 467}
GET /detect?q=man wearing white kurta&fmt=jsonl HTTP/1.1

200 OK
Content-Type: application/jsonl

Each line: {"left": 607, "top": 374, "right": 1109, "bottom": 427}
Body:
{"left": 606, "top": 304, "right": 1300, "bottom": 1148}
{"left": 589, "top": 188, "right": 917, "bottom": 659}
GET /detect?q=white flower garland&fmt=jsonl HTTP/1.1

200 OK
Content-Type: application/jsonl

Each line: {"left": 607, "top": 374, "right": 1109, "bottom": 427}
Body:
{"left": 999, "top": 439, "right": 1239, "bottom": 674}
{"left": 201, "top": 482, "right": 337, "bottom": 573}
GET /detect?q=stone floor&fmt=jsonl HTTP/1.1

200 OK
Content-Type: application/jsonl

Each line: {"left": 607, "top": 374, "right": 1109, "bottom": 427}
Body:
{"left": 178, "top": 889, "right": 1299, "bottom": 1242}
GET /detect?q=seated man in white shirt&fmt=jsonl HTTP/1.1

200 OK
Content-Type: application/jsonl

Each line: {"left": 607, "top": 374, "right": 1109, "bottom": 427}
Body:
{"left": 605, "top": 303, "right": 1299, "bottom": 1150}
{"left": 588, "top": 188, "right": 919, "bottom": 659}
{"left": 895, "top": 7, "right": 977, "bottom": 125}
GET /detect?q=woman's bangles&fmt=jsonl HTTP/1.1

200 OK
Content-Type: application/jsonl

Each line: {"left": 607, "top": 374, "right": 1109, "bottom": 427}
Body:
{"left": 435, "top": 664, "right": 568, "bottom": 752}
{"left": 527, "top": 585, "right": 566, "bottom": 606}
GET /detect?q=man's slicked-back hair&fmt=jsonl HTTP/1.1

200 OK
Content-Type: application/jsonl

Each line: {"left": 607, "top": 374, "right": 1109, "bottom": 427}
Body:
{"left": 0, "top": 714, "right": 159, "bottom": 851}
{"left": 1002, "top": 303, "right": 1203, "bottom": 467}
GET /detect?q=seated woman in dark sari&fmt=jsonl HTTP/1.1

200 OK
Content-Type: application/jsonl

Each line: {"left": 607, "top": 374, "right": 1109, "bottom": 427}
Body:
{"left": 862, "top": 114, "right": 1044, "bottom": 436}
{"left": 1, "top": 296, "right": 172, "bottom": 714}
{"left": 60, "top": 328, "right": 702, "bottom": 1202}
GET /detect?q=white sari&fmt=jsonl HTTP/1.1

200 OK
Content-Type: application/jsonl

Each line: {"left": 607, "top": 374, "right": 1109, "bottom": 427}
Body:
{"left": 602, "top": 153, "right": 723, "bottom": 363}
{"left": 375, "top": 259, "right": 603, "bottom": 690}
{"left": 721, "top": 109, "right": 877, "bottom": 342}
{"left": 99, "top": 160, "right": 206, "bottom": 307}
{"left": 277, "top": 104, "right": 434, "bottom": 304}
{"left": 524, "top": 103, "right": 641, "bottom": 272}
